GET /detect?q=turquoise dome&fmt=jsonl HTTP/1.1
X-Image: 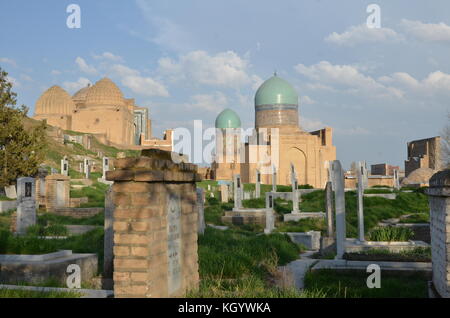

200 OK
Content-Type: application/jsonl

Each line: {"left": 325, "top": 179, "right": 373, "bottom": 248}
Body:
{"left": 215, "top": 108, "right": 241, "bottom": 129}
{"left": 255, "top": 74, "right": 298, "bottom": 106}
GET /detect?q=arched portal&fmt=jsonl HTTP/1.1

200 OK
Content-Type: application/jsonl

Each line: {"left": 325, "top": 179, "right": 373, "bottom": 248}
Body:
{"left": 283, "top": 147, "right": 307, "bottom": 185}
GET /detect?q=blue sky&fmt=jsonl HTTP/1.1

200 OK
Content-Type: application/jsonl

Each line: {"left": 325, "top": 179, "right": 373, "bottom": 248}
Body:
{"left": 1, "top": 0, "right": 449, "bottom": 169}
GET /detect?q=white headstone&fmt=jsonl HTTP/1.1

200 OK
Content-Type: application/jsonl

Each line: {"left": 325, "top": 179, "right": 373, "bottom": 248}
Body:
{"left": 272, "top": 165, "right": 277, "bottom": 192}
{"left": 331, "top": 160, "right": 346, "bottom": 259}
{"left": 255, "top": 169, "right": 261, "bottom": 198}
{"left": 16, "top": 177, "right": 36, "bottom": 235}
{"left": 291, "top": 163, "right": 299, "bottom": 214}
{"left": 4, "top": 185, "right": 17, "bottom": 199}
{"left": 264, "top": 209, "right": 275, "bottom": 234}
{"left": 233, "top": 174, "right": 243, "bottom": 209}
{"left": 102, "top": 157, "right": 110, "bottom": 179}
{"left": 61, "top": 157, "right": 69, "bottom": 176}
{"left": 357, "top": 161, "right": 368, "bottom": 242}
{"left": 85, "top": 162, "right": 90, "bottom": 179}
{"left": 393, "top": 169, "right": 400, "bottom": 190}
{"left": 84, "top": 158, "right": 89, "bottom": 173}
{"left": 220, "top": 184, "right": 229, "bottom": 203}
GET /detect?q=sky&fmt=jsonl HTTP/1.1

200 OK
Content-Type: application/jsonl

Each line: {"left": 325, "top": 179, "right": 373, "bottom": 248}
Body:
{"left": 1, "top": 0, "right": 449, "bottom": 169}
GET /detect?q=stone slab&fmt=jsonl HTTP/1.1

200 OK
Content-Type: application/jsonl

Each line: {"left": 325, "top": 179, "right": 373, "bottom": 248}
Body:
{"left": 282, "top": 231, "right": 321, "bottom": 250}
{"left": 0, "top": 200, "right": 17, "bottom": 213}
{"left": 283, "top": 212, "right": 325, "bottom": 222}
{"left": 344, "top": 238, "right": 429, "bottom": 253}
{"left": 312, "top": 259, "right": 431, "bottom": 272}
{"left": 0, "top": 284, "right": 113, "bottom": 298}
{"left": 364, "top": 193, "right": 397, "bottom": 200}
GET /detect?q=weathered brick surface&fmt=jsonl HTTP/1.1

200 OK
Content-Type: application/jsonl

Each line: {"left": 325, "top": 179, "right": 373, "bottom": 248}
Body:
{"left": 44, "top": 174, "right": 70, "bottom": 212}
{"left": 109, "top": 150, "right": 201, "bottom": 298}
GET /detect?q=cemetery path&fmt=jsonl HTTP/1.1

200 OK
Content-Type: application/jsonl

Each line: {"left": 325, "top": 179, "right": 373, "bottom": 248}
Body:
{"left": 282, "top": 251, "right": 318, "bottom": 290}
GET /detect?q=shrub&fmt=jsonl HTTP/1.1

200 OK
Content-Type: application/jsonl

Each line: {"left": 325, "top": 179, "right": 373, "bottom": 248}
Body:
{"left": 368, "top": 226, "right": 414, "bottom": 242}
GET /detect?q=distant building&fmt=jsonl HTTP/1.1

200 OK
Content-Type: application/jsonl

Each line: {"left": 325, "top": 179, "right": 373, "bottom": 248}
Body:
{"left": 212, "top": 74, "right": 336, "bottom": 188}
{"left": 371, "top": 163, "right": 400, "bottom": 176}
{"left": 404, "top": 136, "right": 441, "bottom": 177}
{"left": 34, "top": 78, "right": 172, "bottom": 150}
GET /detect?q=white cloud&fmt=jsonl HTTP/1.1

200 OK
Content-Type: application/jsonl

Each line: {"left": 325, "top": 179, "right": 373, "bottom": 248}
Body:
{"left": 93, "top": 52, "right": 123, "bottom": 62}
{"left": 158, "top": 50, "right": 257, "bottom": 89}
{"left": 0, "top": 57, "right": 17, "bottom": 67}
{"left": 301, "top": 95, "right": 316, "bottom": 105}
{"left": 20, "top": 74, "right": 33, "bottom": 81}
{"left": 188, "top": 92, "right": 228, "bottom": 112}
{"left": 110, "top": 64, "right": 139, "bottom": 77}
{"left": 301, "top": 117, "right": 326, "bottom": 131}
{"left": 334, "top": 126, "right": 371, "bottom": 136}
{"left": 75, "top": 57, "right": 98, "bottom": 75}
{"left": 63, "top": 77, "right": 91, "bottom": 93}
{"left": 325, "top": 24, "right": 403, "bottom": 46}
{"left": 294, "top": 61, "right": 403, "bottom": 99}
{"left": 121, "top": 75, "right": 169, "bottom": 97}
{"left": 51, "top": 70, "right": 62, "bottom": 75}
{"left": 400, "top": 19, "right": 450, "bottom": 42}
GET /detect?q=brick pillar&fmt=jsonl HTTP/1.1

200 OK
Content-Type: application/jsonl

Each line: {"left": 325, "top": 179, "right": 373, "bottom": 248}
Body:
{"left": 426, "top": 170, "right": 450, "bottom": 298}
{"left": 106, "top": 149, "right": 201, "bottom": 298}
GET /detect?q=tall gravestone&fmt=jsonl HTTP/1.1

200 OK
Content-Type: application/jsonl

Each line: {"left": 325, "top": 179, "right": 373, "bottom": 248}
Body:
{"left": 426, "top": 170, "right": 450, "bottom": 297}
{"left": 233, "top": 174, "right": 243, "bottom": 210}
{"left": 16, "top": 177, "right": 36, "bottom": 235}
{"left": 103, "top": 186, "right": 114, "bottom": 286}
{"left": 290, "top": 163, "right": 299, "bottom": 214}
{"left": 325, "top": 181, "right": 334, "bottom": 237}
{"left": 393, "top": 169, "right": 400, "bottom": 190}
{"left": 356, "top": 161, "right": 368, "bottom": 242}
{"left": 85, "top": 161, "right": 90, "bottom": 179}
{"left": 220, "top": 184, "right": 229, "bottom": 203}
{"left": 264, "top": 208, "right": 275, "bottom": 234}
{"left": 196, "top": 188, "right": 206, "bottom": 235}
{"left": 255, "top": 169, "right": 261, "bottom": 199}
{"left": 102, "top": 157, "right": 110, "bottom": 179}
{"left": 79, "top": 162, "right": 83, "bottom": 173}
{"left": 272, "top": 166, "right": 277, "bottom": 192}
{"left": 106, "top": 149, "right": 200, "bottom": 298}
{"left": 331, "top": 160, "right": 346, "bottom": 259}
{"left": 61, "top": 157, "right": 69, "bottom": 176}
{"left": 4, "top": 185, "right": 17, "bottom": 199}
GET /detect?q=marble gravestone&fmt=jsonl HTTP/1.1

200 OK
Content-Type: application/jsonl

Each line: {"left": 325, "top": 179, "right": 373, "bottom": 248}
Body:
{"left": 4, "top": 185, "right": 17, "bottom": 199}
{"left": 331, "top": 160, "right": 346, "bottom": 259}
{"left": 290, "top": 163, "right": 299, "bottom": 214}
{"left": 61, "top": 157, "right": 69, "bottom": 176}
{"left": 357, "top": 161, "right": 368, "bottom": 242}
{"left": 255, "top": 169, "right": 261, "bottom": 199}
{"left": 16, "top": 177, "right": 37, "bottom": 235}
{"left": 233, "top": 174, "right": 243, "bottom": 210}
{"left": 220, "top": 184, "right": 229, "bottom": 203}
{"left": 272, "top": 165, "right": 277, "bottom": 192}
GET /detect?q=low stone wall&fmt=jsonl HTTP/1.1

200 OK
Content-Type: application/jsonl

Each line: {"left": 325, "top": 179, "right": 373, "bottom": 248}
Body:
{"left": 52, "top": 208, "right": 103, "bottom": 219}
{"left": 0, "top": 200, "right": 17, "bottom": 213}
{"left": 283, "top": 231, "right": 321, "bottom": 250}
{"left": 69, "top": 197, "right": 89, "bottom": 208}
{"left": 364, "top": 193, "right": 397, "bottom": 200}
{"left": 395, "top": 223, "right": 430, "bottom": 244}
{"left": 344, "top": 238, "right": 429, "bottom": 253}
{"left": 0, "top": 250, "right": 98, "bottom": 285}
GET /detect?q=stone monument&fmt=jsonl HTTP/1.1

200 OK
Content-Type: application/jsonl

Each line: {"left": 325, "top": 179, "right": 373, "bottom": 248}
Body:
{"left": 197, "top": 188, "right": 206, "bottom": 235}
{"left": 16, "top": 177, "right": 37, "bottom": 235}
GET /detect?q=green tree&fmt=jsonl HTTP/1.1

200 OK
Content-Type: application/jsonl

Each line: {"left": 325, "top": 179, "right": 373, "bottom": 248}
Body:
{"left": 0, "top": 67, "right": 47, "bottom": 187}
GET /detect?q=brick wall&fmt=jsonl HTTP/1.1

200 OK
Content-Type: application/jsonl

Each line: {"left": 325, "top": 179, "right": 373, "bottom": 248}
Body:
{"left": 106, "top": 149, "right": 201, "bottom": 298}
{"left": 44, "top": 175, "right": 70, "bottom": 212}
{"left": 426, "top": 170, "right": 450, "bottom": 298}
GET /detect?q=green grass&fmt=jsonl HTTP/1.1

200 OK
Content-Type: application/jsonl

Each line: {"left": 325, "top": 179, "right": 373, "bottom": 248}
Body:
{"left": 399, "top": 213, "right": 429, "bottom": 224}
{"left": 364, "top": 189, "right": 394, "bottom": 194}
{"left": 190, "top": 227, "right": 305, "bottom": 297}
{"left": 0, "top": 195, "right": 15, "bottom": 201}
{"left": 0, "top": 209, "right": 14, "bottom": 232}
{"left": 0, "top": 288, "right": 81, "bottom": 298}
{"left": 344, "top": 247, "right": 431, "bottom": 262}
{"left": 0, "top": 228, "right": 104, "bottom": 272}
{"left": 368, "top": 226, "right": 414, "bottom": 241}
{"left": 274, "top": 218, "right": 326, "bottom": 233}
{"left": 304, "top": 269, "right": 428, "bottom": 298}
{"left": 26, "top": 224, "right": 68, "bottom": 237}
{"left": 69, "top": 181, "right": 109, "bottom": 207}
{"left": 37, "top": 212, "right": 104, "bottom": 226}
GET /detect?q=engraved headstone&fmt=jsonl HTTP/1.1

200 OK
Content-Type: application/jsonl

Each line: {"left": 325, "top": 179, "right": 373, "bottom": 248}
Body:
{"left": 16, "top": 177, "right": 36, "bottom": 235}
{"left": 272, "top": 165, "right": 277, "bottom": 192}
{"left": 291, "top": 163, "right": 299, "bottom": 214}
{"left": 83, "top": 158, "right": 89, "bottom": 173}
{"left": 233, "top": 174, "right": 243, "bottom": 209}
{"left": 196, "top": 188, "right": 206, "bottom": 235}
{"left": 393, "top": 169, "right": 400, "bottom": 190}
{"left": 325, "top": 181, "right": 334, "bottom": 237}
{"left": 103, "top": 186, "right": 114, "bottom": 280}
{"left": 264, "top": 209, "right": 275, "bottom": 234}
{"left": 220, "top": 184, "right": 229, "bottom": 203}
{"left": 85, "top": 161, "right": 90, "bottom": 179}
{"left": 167, "top": 193, "right": 182, "bottom": 295}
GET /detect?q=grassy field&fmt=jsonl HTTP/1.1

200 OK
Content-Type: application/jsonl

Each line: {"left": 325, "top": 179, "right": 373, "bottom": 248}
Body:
{"left": 69, "top": 181, "right": 109, "bottom": 207}
{"left": 304, "top": 269, "right": 428, "bottom": 298}
{"left": 0, "top": 288, "right": 81, "bottom": 298}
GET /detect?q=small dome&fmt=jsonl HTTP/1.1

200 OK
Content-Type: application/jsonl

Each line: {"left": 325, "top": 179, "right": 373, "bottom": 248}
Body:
{"left": 72, "top": 84, "right": 92, "bottom": 102}
{"left": 255, "top": 74, "right": 298, "bottom": 106}
{"left": 85, "top": 78, "right": 125, "bottom": 107}
{"left": 215, "top": 108, "right": 241, "bottom": 129}
{"left": 35, "top": 85, "right": 75, "bottom": 115}
{"left": 402, "top": 167, "right": 435, "bottom": 185}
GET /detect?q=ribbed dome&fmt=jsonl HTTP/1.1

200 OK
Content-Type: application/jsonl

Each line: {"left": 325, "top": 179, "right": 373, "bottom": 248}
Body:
{"left": 255, "top": 74, "right": 298, "bottom": 106}
{"left": 85, "top": 78, "right": 125, "bottom": 107}
{"left": 35, "top": 85, "right": 75, "bottom": 115}
{"left": 72, "top": 84, "right": 92, "bottom": 102}
{"left": 215, "top": 108, "right": 241, "bottom": 129}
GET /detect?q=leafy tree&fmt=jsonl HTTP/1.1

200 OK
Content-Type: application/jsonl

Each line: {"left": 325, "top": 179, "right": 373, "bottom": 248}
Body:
{"left": 0, "top": 67, "right": 47, "bottom": 187}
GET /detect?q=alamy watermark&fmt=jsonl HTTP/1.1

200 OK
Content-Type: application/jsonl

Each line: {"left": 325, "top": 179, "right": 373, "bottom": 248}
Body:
{"left": 66, "top": 4, "right": 81, "bottom": 29}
